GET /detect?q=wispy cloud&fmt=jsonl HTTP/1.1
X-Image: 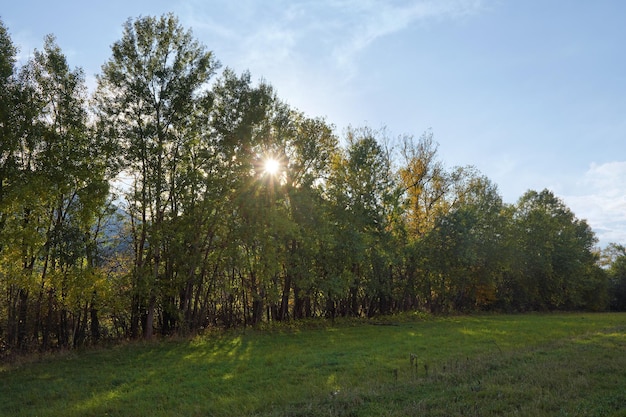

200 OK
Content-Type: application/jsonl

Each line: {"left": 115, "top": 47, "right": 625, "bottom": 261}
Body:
{"left": 329, "top": 0, "right": 486, "bottom": 73}
{"left": 184, "top": 0, "right": 487, "bottom": 80}
{"left": 179, "top": 0, "right": 489, "bottom": 128}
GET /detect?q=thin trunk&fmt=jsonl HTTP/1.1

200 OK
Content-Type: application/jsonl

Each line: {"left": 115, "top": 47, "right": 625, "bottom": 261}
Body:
{"left": 293, "top": 284, "right": 303, "bottom": 319}
{"left": 7, "top": 285, "right": 18, "bottom": 346}
{"left": 90, "top": 299, "right": 100, "bottom": 343}
{"left": 42, "top": 289, "right": 54, "bottom": 350}
{"left": 279, "top": 273, "right": 291, "bottom": 321}
{"left": 143, "top": 295, "right": 156, "bottom": 340}
{"left": 58, "top": 308, "right": 68, "bottom": 348}
{"left": 17, "top": 289, "right": 29, "bottom": 351}
{"left": 130, "top": 292, "right": 141, "bottom": 339}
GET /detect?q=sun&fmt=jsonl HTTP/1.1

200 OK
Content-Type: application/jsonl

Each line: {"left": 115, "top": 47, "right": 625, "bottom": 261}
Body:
{"left": 263, "top": 158, "right": 280, "bottom": 176}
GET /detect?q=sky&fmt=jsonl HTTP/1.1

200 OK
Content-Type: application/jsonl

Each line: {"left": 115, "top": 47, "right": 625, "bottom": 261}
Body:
{"left": 2, "top": 0, "right": 626, "bottom": 247}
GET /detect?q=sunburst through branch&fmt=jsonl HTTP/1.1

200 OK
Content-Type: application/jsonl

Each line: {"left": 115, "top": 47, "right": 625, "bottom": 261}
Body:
{"left": 263, "top": 157, "right": 280, "bottom": 176}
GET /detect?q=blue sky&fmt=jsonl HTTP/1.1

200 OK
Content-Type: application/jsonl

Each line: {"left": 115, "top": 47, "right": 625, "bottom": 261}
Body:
{"left": 3, "top": 0, "right": 626, "bottom": 246}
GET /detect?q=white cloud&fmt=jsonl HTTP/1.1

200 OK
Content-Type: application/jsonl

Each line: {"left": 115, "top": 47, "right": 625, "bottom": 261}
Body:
{"left": 560, "top": 161, "right": 626, "bottom": 247}
{"left": 580, "top": 161, "right": 626, "bottom": 196}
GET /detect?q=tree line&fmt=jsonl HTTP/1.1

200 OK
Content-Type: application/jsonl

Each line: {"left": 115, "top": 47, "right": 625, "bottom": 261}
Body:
{"left": 1, "top": 14, "right": 624, "bottom": 353}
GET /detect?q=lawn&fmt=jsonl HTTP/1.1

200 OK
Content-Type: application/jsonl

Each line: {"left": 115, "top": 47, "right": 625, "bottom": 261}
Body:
{"left": 1, "top": 313, "right": 625, "bottom": 416}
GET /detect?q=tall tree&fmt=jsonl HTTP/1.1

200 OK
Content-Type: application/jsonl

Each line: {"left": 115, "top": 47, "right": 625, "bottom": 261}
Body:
{"left": 94, "top": 14, "right": 219, "bottom": 338}
{"left": 507, "top": 189, "right": 603, "bottom": 311}
{"left": 0, "top": 19, "right": 17, "bottom": 218}
{"left": 262, "top": 105, "right": 338, "bottom": 320}
{"left": 326, "top": 127, "right": 400, "bottom": 316}
{"left": 0, "top": 32, "right": 109, "bottom": 350}
{"left": 420, "top": 175, "right": 505, "bottom": 312}
{"left": 0, "top": 18, "right": 20, "bottom": 349}
{"left": 31, "top": 36, "right": 109, "bottom": 348}
{"left": 397, "top": 132, "right": 494, "bottom": 312}
{"left": 603, "top": 243, "right": 626, "bottom": 311}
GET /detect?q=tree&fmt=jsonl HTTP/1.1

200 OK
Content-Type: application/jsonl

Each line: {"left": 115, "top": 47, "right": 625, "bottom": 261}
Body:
{"left": 397, "top": 132, "right": 501, "bottom": 312}
{"left": 0, "top": 19, "right": 20, "bottom": 349}
{"left": 411, "top": 169, "right": 504, "bottom": 313}
{"left": 603, "top": 243, "right": 626, "bottom": 311}
{"left": 94, "top": 14, "right": 219, "bottom": 339}
{"left": 264, "top": 106, "right": 338, "bottom": 320}
{"left": 397, "top": 131, "right": 453, "bottom": 311}
{"left": 0, "top": 31, "right": 110, "bottom": 350}
{"left": 326, "top": 127, "right": 400, "bottom": 317}
{"left": 507, "top": 189, "right": 604, "bottom": 311}
{"left": 0, "top": 19, "right": 17, "bottom": 222}
{"left": 399, "top": 130, "right": 449, "bottom": 239}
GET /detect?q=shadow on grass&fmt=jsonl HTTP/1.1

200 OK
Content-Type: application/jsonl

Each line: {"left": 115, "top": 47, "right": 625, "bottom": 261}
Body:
{"left": 1, "top": 313, "right": 624, "bottom": 417}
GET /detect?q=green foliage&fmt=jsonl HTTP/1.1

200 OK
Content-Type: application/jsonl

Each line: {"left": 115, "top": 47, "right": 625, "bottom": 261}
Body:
{"left": 0, "top": 13, "right": 623, "bottom": 354}
{"left": 0, "top": 27, "right": 112, "bottom": 352}
{"left": 95, "top": 13, "right": 220, "bottom": 339}
{"left": 506, "top": 190, "right": 605, "bottom": 311}
{"left": 605, "top": 244, "right": 626, "bottom": 311}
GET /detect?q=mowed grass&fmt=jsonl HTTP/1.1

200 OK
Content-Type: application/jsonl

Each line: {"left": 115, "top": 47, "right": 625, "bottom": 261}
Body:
{"left": 1, "top": 313, "right": 625, "bottom": 417}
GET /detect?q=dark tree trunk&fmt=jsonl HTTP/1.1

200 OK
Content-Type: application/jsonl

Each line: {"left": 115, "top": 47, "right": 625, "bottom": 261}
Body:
{"left": 17, "top": 289, "right": 29, "bottom": 351}
{"left": 143, "top": 295, "right": 156, "bottom": 339}
{"left": 58, "top": 308, "right": 69, "bottom": 348}
{"left": 89, "top": 291, "right": 100, "bottom": 343}
{"left": 251, "top": 297, "right": 263, "bottom": 325}
{"left": 130, "top": 293, "right": 141, "bottom": 339}
{"left": 293, "top": 284, "right": 303, "bottom": 319}
{"left": 42, "top": 289, "right": 54, "bottom": 350}
{"left": 279, "top": 274, "right": 291, "bottom": 321}
{"left": 7, "top": 286, "right": 18, "bottom": 346}
{"left": 90, "top": 306, "right": 100, "bottom": 342}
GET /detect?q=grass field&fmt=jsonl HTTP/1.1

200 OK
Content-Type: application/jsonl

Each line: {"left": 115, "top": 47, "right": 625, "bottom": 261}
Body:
{"left": 1, "top": 313, "right": 625, "bottom": 416}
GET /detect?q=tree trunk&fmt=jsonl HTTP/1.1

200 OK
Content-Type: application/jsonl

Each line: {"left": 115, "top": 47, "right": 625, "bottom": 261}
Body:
{"left": 279, "top": 274, "right": 291, "bottom": 321}
{"left": 251, "top": 297, "right": 263, "bottom": 326}
{"left": 17, "top": 289, "right": 29, "bottom": 351}
{"left": 42, "top": 289, "right": 54, "bottom": 350}
{"left": 143, "top": 295, "right": 156, "bottom": 339}
{"left": 90, "top": 307, "right": 100, "bottom": 343}
{"left": 130, "top": 293, "right": 141, "bottom": 339}
{"left": 90, "top": 291, "right": 100, "bottom": 343}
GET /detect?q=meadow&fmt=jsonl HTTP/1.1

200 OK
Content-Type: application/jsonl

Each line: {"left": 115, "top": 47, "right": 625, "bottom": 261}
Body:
{"left": 1, "top": 313, "right": 625, "bottom": 416}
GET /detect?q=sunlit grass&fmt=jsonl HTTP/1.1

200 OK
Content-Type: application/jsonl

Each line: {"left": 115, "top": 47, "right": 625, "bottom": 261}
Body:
{"left": 0, "top": 313, "right": 624, "bottom": 416}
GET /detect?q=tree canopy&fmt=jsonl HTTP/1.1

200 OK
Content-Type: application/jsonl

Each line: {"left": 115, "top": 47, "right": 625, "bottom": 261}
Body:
{"left": 0, "top": 15, "right": 620, "bottom": 353}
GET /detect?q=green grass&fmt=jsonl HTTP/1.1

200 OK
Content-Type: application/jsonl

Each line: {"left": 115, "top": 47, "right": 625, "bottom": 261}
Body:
{"left": 1, "top": 313, "right": 625, "bottom": 416}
